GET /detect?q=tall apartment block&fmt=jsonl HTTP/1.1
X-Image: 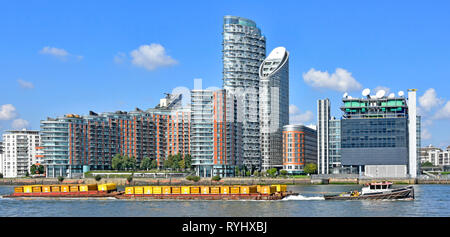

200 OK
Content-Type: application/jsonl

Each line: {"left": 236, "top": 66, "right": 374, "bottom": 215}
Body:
{"left": 41, "top": 93, "right": 191, "bottom": 177}
{"left": 317, "top": 99, "right": 330, "bottom": 174}
{"left": 259, "top": 47, "right": 289, "bottom": 171}
{"left": 340, "top": 89, "right": 421, "bottom": 177}
{"left": 328, "top": 117, "right": 342, "bottom": 174}
{"left": 190, "top": 89, "right": 241, "bottom": 177}
{"left": 1, "top": 129, "right": 40, "bottom": 177}
{"left": 222, "top": 15, "right": 266, "bottom": 170}
{"left": 282, "top": 125, "right": 317, "bottom": 174}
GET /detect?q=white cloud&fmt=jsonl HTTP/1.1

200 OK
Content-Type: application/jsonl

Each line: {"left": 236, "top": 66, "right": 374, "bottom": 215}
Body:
{"left": 130, "top": 43, "right": 177, "bottom": 71}
{"left": 303, "top": 68, "right": 362, "bottom": 92}
{"left": 433, "top": 101, "right": 450, "bottom": 120}
{"left": 0, "top": 104, "right": 17, "bottom": 120}
{"left": 11, "top": 118, "right": 29, "bottom": 130}
{"left": 421, "top": 128, "right": 432, "bottom": 140}
{"left": 419, "top": 88, "right": 444, "bottom": 112}
{"left": 289, "top": 104, "right": 314, "bottom": 124}
{"left": 40, "top": 46, "right": 69, "bottom": 57}
{"left": 17, "top": 79, "right": 34, "bottom": 89}
{"left": 114, "top": 52, "right": 126, "bottom": 64}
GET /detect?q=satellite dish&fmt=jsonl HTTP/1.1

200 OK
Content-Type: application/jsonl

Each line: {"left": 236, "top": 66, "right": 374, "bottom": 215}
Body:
{"left": 376, "top": 90, "right": 386, "bottom": 98}
{"left": 362, "top": 88, "right": 370, "bottom": 97}
{"left": 388, "top": 93, "right": 395, "bottom": 98}
{"left": 343, "top": 92, "right": 348, "bottom": 98}
{"left": 398, "top": 91, "right": 404, "bottom": 97}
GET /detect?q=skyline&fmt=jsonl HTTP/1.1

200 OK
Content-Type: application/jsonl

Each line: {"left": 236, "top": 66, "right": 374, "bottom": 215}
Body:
{"left": 1, "top": 1, "right": 450, "bottom": 147}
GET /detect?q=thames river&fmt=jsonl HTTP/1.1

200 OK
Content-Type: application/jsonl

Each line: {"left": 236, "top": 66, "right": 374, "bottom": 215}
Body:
{"left": 0, "top": 184, "right": 449, "bottom": 217}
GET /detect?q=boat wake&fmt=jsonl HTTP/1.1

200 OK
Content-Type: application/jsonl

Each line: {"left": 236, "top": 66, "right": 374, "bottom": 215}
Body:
{"left": 282, "top": 194, "right": 325, "bottom": 201}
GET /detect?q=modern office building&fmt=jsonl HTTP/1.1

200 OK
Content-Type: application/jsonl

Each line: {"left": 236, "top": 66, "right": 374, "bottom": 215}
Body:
{"left": 328, "top": 117, "right": 342, "bottom": 174}
{"left": 0, "top": 141, "right": 3, "bottom": 176}
{"left": 317, "top": 99, "right": 330, "bottom": 174}
{"left": 1, "top": 129, "right": 40, "bottom": 177}
{"left": 340, "top": 89, "right": 421, "bottom": 178}
{"left": 259, "top": 47, "right": 289, "bottom": 171}
{"left": 223, "top": 15, "right": 266, "bottom": 170}
{"left": 190, "top": 89, "right": 241, "bottom": 177}
{"left": 41, "top": 93, "right": 191, "bottom": 177}
{"left": 282, "top": 124, "right": 317, "bottom": 174}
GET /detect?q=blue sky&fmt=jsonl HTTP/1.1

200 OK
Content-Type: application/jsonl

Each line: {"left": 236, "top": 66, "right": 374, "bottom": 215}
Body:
{"left": 1, "top": 0, "right": 450, "bottom": 147}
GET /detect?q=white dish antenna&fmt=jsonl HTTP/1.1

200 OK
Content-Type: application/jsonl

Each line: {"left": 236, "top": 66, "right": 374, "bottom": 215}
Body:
{"left": 343, "top": 92, "right": 348, "bottom": 98}
{"left": 376, "top": 90, "right": 386, "bottom": 98}
{"left": 388, "top": 93, "right": 395, "bottom": 98}
{"left": 398, "top": 91, "right": 404, "bottom": 97}
{"left": 362, "top": 88, "right": 370, "bottom": 97}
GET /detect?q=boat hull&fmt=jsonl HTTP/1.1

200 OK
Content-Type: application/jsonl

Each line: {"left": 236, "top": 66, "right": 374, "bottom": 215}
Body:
{"left": 324, "top": 186, "right": 414, "bottom": 200}
{"left": 3, "top": 191, "right": 121, "bottom": 198}
{"left": 116, "top": 192, "right": 296, "bottom": 201}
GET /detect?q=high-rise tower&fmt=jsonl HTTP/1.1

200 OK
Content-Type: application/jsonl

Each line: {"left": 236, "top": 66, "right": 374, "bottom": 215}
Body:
{"left": 222, "top": 15, "right": 266, "bottom": 170}
{"left": 259, "top": 47, "right": 289, "bottom": 170}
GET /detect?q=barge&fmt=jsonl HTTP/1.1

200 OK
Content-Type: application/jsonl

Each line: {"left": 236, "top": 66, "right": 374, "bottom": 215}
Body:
{"left": 324, "top": 181, "right": 414, "bottom": 200}
{"left": 4, "top": 183, "right": 121, "bottom": 198}
{"left": 117, "top": 185, "right": 295, "bottom": 200}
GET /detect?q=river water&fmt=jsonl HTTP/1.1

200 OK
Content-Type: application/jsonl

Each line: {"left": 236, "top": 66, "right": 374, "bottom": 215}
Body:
{"left": 0, "top": 184, "right": 449, "bottom": 217}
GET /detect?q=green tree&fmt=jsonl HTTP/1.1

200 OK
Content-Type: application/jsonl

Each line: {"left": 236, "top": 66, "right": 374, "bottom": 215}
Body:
{"left": 111, "top": 154, "right": 123, "bottom": 170}
{"left": 267, "top": 168, "right": 278, "bottom": 177}
{"left": 253, "top": 170, "right": 259, "bottom": 177}
{"left": 57, "top": 176, "right": 64, "bottom": 182}
{"left": 212, "top": 175, "right": 221, "bottom": 181}
{"left": 0, "top": 173, "right": 3, "bottom": 178}
{"left": 140, "top": 157, "right": 152, "bottom": 171}
{"left": 184, "top": 154, "right": 192, "bottom": 170}
{"left": 150, "top": 159, "right": 158, "bottom": 169}
{"left": 246, "top": 170, "right": 251, "bottom": 177}
{"left": 127, "top": 175, "right": 133, "bottom": 183}
{"left": 280, "top": 170, "right": 288, "bottom": 176}
{"left": 421, "top": 161, "right": 434, "bottom": 167}
{"left": 95, "top": 175, "right": 102, "bottom": 181}
{"left": 304, "top": 163, "right": 317, "bottom": 175}
{"left": 30, "top": 164, "right": 38, "bottom": 174}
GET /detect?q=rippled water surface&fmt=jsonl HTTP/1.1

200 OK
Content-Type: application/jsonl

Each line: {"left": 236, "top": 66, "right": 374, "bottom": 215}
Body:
{"left": 1, "top": 184, "right": 449, "bottom": 217}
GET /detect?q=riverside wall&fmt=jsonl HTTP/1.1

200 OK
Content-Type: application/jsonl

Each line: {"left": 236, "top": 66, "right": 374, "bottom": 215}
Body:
{"left": 1, "top": 177, "right": 449, "bottom": 186}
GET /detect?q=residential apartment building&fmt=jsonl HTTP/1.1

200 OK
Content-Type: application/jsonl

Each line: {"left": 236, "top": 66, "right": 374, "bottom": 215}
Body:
{"left": 190, "top": 89, "right": 241, "bottom": 177}
{"left": 317, "top": 99, "right": 330, "bottom": 174}
{"left": 222, "top": 15, "right": 266, "bottom": 170}
{"left": 259, "top": 47, "right": 289, "bottom": 171}
{"left": 282, "top": 125, "right": 317, "bottom": 174}
{"left": 1, "top": 129, "right": 40, "bottom": 177}
{"left": 41, "top": 94, "right": 191, "bottom": 177}
{"left": 420, "top": 145, "right": 450, "bottom": 166}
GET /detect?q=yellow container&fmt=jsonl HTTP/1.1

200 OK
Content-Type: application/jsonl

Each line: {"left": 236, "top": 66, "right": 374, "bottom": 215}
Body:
{"left": 61, "top": 185, "right": 70, "bottom": 192}
{"left": 51, "top": 186, "right": 61, "bottom": 192}
{"left": 201, "top": 186, "right": 210, "bottom": 194}
{"left": 144, "top": 186, "right": 153, "bottom": 194}
{"left": 42, "top": 186, "right": 52, "bottom": 193}
{"left": 69, "top": 185, "right": 79, "bottom": 192}
{"left": 190, "top": 186, "right": 200, "bottom": 194}
{"left": 125, "top": 187, "right": 134, "bottom": 195}
{"left": 271, "top": 184, "right": 287, "bottom": 192}
{"left": 14, "top": 187, "right": 24, "bottom": 193}
{"left": 162, "top": 186, "right": 171, "bottom": 194}
{"left": 230, "top": 187, "right": 240, "bottom": 194}
{"left": 220, "top": 186, "right": 230, "bottom": 194}
{"left": 181, "top": 186, "right": 190, "bottom": 194}
{"left": 79, "top": 184, "right": 97, "bottom": 192}
{"left": 32, "top": 186, "right": 42, "bottom": 193}
{"left": 98, "top": 183, "right": 117, "bottom": 192}
{"left": 211, "top": 187, "right": 220, "bottom": 194}
{"left": 240, "top": 186, "right": 257, "bottom": 194}
{"left": 259, "top": 185, "right": 276, "bottom": 194}
{"left": 153, "top": 186, "right": 162, "bottom": 194}
{"left": 23, "top": 186, "right": 33, "bottom": 193}
{"left": 171, "top": 187, "right": 181, "bottom": 194}
{"left": 134, "top": 186, "right": 144, "bottom": 194}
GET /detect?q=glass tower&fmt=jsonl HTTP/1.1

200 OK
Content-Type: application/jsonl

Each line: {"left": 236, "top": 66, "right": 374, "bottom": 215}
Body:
{"left": 259, "top": 47, "right": 289, "bottom": 170}
{"left": 222, "top": 15, "right": 266, "bottom": 170}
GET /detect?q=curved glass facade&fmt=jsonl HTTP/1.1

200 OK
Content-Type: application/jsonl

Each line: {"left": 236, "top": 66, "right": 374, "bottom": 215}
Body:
{"left": 223, "top": 15, "right": 266, "bottom": 169}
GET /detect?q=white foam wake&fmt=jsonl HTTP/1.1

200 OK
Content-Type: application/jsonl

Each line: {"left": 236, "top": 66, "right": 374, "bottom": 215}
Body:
{"left": 282, "top": 194, "right": 325, "bottom": 201}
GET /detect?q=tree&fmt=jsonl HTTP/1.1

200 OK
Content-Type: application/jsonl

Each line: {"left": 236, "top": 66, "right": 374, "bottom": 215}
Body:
{"left": 253, "top": 170, "right": 259, "bottom": 177}
{"left": 267, "top": 168, "right": 278, "bottom": 177}
{"left": 30, "top": 164, "right": 38, "bottom": 174}
{"left": 0, "top": 173, "right": 3, "bottom": 178}
{"left": 127, "top": 175, "right": 133, "bottom": 184}
{"left": 421, "top": 161, "right": 434, "bottom": 167}
{"left": 57, "top": 176, "right": 64, "bottom": 182}
{"left": 212, "top": 175, "right": 221, "bottom": 181}
{"left": 111, "top": 154, "right": 123, "bottom": 170}
{"left": 246, "top": 170, "right": 251, "bottom": 177}
{"left": 280, "top": 170, "right": 288, "bottom": 176}
{"left": 95, "top": 175, "right": 102, "bottom": 181}
{"left": 184, "top": 154, "right": 193, "bottom": 170}
{"left": 304, "top": 163, "right": 317, "bottom": 175}
{"left": 140, "top": 157, "right": 152, "bottom": 171}
{"left": 150, "top": 159, "right": 158, "bottom": 169}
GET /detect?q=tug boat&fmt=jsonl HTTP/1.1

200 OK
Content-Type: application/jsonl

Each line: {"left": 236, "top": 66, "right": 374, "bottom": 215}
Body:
{"left": 324, "top": 181, "right": 414, "bottom": 200}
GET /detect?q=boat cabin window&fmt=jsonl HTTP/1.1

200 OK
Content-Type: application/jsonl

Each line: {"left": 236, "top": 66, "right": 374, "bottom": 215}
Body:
{"left": 376, "top": 185, "right": 381, "bottom": 189}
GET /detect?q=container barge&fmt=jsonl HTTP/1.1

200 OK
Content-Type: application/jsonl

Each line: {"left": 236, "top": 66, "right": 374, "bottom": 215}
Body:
{"left": 3, "top": 183, "right": 121, "bottom": 198}
{"left": 4, "top": 184, "right": 295, "bottom": 200}
{"left": 116, "top": 184, "right": 296, "bottom": 200}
